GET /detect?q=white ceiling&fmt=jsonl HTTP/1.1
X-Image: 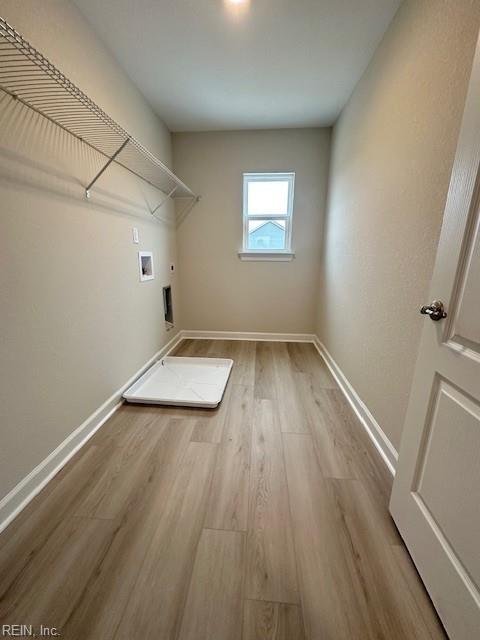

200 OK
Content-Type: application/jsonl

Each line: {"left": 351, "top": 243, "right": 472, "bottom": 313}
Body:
{"left": 73, "top": 0, "right": 401, "bottom": 131}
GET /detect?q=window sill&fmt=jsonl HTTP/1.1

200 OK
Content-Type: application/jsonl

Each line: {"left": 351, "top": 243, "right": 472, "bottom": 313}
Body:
{"left": 238, "top": 251, "right": 295, "bottom": 262}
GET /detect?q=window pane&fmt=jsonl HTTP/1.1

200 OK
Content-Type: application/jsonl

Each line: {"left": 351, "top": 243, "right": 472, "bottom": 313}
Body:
{"left": 247, "top": 219, "right": 286, "bottom": 250}
{"left": 247, "top": 180, "right": 289, "bottom": 216}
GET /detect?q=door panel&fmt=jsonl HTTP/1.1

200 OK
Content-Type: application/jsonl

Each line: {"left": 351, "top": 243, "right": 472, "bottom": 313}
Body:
{"left": 448, "top": 205, "right": 480, "bottom": 349}
{"left": 414, "top": 380, "right": 480, "bottom": 587}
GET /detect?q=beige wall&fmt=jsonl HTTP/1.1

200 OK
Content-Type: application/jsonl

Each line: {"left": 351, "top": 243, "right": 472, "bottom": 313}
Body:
{"left": 0, "top": 1, "right": 179, "bottom": 498}
{"left": 173, "top": 129, "right": 330, "bottom": 333}
{"left": 3, "top": 0, "right": 478, "bottom": 503}
{"left": 316, "top": 0, "right": 480, "bottom": 451}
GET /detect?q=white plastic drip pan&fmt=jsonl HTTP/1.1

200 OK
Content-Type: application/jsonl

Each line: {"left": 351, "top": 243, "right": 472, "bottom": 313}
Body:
{"left": 123, "top": 356, "right": 234, "bottom": 408}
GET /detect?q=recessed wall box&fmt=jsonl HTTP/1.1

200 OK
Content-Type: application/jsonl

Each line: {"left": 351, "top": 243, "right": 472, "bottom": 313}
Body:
{"left": 138, "top": 251, "right": 154, "bottom": 281}
{"left": 163, "top": 285, "right": 174, "bottom": 330}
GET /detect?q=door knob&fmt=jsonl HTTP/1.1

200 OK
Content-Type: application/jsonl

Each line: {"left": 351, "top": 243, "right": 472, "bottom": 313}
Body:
{"left": 420, "top": 300, "right": 447, "bottom": 321}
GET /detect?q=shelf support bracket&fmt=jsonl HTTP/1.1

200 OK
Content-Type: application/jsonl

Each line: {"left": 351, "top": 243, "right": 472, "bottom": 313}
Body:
{"left": 151, "top": 185, "right": 178, "bottom": 217}
{"left": 85, "top": 138, "right": 130, "bottom": 199}
{"left": 176, "top": 195, "right": 201, "bottom": 226}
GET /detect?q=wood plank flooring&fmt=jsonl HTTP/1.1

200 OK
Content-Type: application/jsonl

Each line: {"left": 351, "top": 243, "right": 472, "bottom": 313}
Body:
{"left": 0, "top": 340, "right": 446, "bottom": 640}
{"left": 245, "top": 399, "right": 299, "bottom": 604}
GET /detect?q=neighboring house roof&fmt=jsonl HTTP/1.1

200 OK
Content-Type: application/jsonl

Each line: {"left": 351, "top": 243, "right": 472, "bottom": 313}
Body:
{"left": 250, "top": 220, "right": 285, "bottom": 233}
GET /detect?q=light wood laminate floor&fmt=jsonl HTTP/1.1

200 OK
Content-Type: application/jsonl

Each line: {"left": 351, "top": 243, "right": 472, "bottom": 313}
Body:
{"left": 0, "top": 340, "right": 446, "bottom": 639}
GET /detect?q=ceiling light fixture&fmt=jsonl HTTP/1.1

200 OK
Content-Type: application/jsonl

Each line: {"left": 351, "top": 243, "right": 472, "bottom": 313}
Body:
{"left": 224, "top": 0, "right": 250, "bottom": 9}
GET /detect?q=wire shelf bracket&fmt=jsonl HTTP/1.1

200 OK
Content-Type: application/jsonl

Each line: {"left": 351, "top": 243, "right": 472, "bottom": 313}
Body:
{"left": 151, "top": 185, "right": 178, "bottom": 216}
{"left": 176, "top": 195, "right": 202, "bottom": 226}
{"left": 0, "top": 16, "right": 198, "bottom": 219}
{"left": 85, "top": 138, "right": 130, "bottom": 199}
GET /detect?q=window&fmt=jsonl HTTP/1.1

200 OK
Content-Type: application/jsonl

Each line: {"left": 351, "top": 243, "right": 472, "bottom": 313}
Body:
{"left": 241, "top": 172, "right": 295, "bottom": 260}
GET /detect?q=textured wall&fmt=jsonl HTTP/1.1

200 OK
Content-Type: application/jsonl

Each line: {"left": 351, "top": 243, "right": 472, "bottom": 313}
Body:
{"left": 316, "top": 0, "right": 480, "bottom": 451}
{"left": 173, "top": 128, "right": 330, "bottom": 333}
{"left": 0, "top": 0, "right": 179, "bottom": 498}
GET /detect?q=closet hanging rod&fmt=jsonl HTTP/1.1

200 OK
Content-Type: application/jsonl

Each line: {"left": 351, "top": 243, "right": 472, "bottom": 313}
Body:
{"left": 0, "top": 16, "right": 197, "bottom": 213}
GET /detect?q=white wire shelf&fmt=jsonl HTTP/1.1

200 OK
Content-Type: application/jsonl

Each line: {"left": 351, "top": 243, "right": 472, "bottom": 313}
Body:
{"left": 0, "top": 16, "right": 198, "bottom": 215}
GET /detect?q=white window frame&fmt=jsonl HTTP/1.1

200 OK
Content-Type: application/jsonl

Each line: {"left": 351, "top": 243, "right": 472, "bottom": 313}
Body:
{"left": 239, "top": 172, "right": 296, "bottom": 261}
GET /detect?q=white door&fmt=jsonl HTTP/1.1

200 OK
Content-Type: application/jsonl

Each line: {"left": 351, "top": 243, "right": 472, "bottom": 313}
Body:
{"left": 389, "top": 35, "right": 480, "bottom": 640}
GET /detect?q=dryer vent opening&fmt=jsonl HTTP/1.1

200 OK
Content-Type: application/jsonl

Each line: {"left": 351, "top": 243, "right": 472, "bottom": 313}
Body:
{"left": 163, "top": 285, "right": 173, "bottom": 330}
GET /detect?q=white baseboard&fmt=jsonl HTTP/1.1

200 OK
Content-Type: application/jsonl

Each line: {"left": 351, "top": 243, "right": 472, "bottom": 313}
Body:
{"left": 179, "top": 330, "right": 397, "bottom": 474}
{"left": 180, "top": 330, "right": 397, "bottom": 475}
{"left": 0, "top": 330, "right": 184, "bottom": 534}
{"left": 181, "top": 329, "right": 315, "bottom": 343}
{"left": 312, "top": 336, "right": 398, "bottom": 476}
{"left": 0, "top": 328, "right": 396, "bottom": 534}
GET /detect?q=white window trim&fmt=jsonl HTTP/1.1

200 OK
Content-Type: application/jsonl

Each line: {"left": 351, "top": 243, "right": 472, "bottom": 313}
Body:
{"left": 241, "top": 172, "right": 295, "bottom": 259}
{"left": 238, "top": 250, "right": 295, "bottom": 261}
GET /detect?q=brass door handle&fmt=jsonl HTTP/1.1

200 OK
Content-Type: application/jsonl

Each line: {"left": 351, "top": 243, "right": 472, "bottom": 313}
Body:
{"left": 420, "top": 300, "right": 447, "bottom": 321}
